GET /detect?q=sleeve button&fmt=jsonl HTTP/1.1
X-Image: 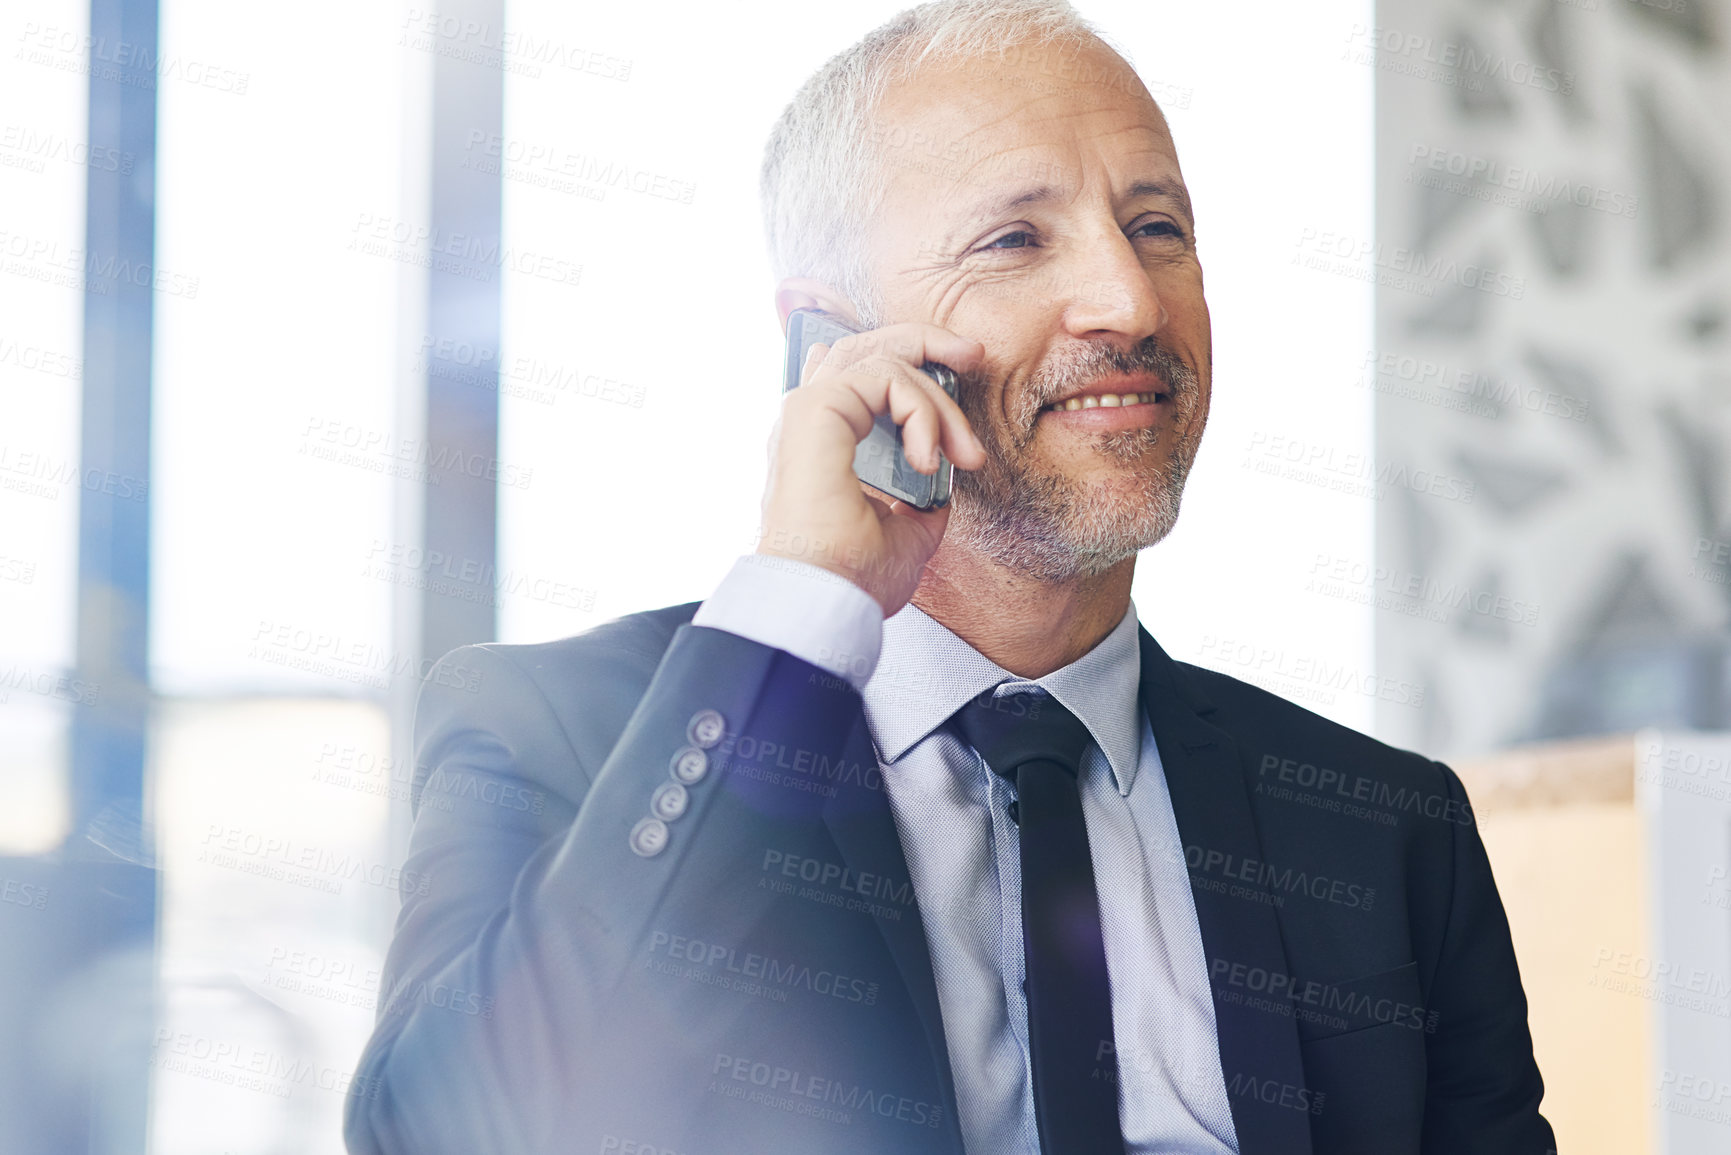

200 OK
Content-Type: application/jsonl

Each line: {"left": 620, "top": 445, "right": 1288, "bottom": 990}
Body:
{"left": 687, "top": 709, "right": 726, "bottom": 748}
{"left": 651, "top": 782, "right": 689, "bottom": 821}
{"left": 629, "top": 817, "right": 669, "bottom": 857}
{"left": 670, "top": 746, "right": 708, "bottom": 784}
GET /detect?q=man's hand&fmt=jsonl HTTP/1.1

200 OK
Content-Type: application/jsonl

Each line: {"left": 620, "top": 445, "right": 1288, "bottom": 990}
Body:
{"left": 759, "top": 322, "right": 987, "bottom": 617}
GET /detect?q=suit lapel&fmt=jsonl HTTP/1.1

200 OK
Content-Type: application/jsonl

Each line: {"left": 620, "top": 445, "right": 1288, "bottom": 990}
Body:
{"left": 819, "top": 710, "right": 963, "bottom": 1139}
{"left": 1139, "top": 627, "right": 1312, "bottom": 1155}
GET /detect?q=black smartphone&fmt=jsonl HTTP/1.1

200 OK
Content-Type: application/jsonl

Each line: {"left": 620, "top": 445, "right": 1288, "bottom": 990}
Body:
{"left": 782, "top": 308, "right": 960, "bottom": 510}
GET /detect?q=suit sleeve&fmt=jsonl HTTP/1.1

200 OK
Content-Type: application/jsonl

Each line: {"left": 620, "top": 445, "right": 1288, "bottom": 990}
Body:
{"left": 692, "top": 553, "right": 884, "bottom": 689}
{"left": 342, "top": 624, "right": 859, "bottom": 1154}
{"left": 1420, "top": 761, "right": 1558, "bottom": 1154}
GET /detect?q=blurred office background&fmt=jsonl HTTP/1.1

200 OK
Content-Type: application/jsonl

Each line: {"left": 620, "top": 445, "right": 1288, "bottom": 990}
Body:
{"left": 0, "top": 0, "right": 1724, "bottom": 1151}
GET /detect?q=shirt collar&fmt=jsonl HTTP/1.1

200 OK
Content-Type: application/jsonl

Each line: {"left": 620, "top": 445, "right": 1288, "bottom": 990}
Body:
{"left": 861, "top": 600, "right": 1144, "bottom": 796}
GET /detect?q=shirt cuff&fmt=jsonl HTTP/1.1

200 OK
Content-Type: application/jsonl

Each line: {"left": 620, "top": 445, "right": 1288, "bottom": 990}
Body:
{"left": 692, "top": 554, "right": 885, "bottom": 692}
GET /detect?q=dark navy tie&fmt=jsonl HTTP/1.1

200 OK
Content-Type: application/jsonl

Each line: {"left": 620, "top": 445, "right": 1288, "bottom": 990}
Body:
{"left": 951, "top": 686, "right": 1127, "bottom": 1155}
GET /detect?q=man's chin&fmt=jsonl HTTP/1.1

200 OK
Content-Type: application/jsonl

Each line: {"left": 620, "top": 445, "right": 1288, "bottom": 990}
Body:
{"left": 945, "top": 480, "right": 1185, "bottom": 583}
{"left": 1019, "top": 451, "right": 1180, "bottom": 500}
{"left": 1027, "top": 422, "right": 1174, "bottom": 468}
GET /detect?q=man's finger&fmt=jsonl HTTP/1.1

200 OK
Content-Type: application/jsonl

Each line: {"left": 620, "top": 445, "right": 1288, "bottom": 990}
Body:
{"left": 800, "top": 341, "right": 831, "bottom": 388}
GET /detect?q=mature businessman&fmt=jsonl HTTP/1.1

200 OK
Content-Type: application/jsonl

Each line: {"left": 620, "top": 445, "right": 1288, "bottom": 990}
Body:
{"left": 347, "top": 2, "right": 1555, "bottom": 1153}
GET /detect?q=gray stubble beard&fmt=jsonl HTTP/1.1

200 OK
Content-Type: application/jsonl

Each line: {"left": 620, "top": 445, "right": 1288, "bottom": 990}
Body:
{"left": 945, "top": 338, "right": 1206, "bottom": 583}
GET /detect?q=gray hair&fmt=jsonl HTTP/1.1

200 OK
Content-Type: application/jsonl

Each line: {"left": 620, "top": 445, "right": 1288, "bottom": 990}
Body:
{"left": 759, "top": 0, "right": 1129, "bottom": 326}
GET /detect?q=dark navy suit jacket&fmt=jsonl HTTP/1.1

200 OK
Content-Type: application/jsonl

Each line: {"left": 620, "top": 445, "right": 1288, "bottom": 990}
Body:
{"left": 344, "top": 603, "right": 1556, "bottom": 1154}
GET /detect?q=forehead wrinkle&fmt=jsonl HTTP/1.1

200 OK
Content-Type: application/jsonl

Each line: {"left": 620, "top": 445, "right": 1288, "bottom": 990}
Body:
{"left": 1128, "top": 179, "right": 1193, "bottom": 226}
{"left": 938, "top": 120, "right": 1185, "bottom": 227}
{"left": 939, "top": 167, "right": 1190, "bottom": 248}
{"left": 876, "top": 70, "right": 1189, "bottom": 266}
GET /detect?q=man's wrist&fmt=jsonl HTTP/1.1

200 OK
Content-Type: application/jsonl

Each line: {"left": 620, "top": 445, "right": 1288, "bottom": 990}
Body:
{"left": 692, "top": 554, "right": 885, "bottom": 690}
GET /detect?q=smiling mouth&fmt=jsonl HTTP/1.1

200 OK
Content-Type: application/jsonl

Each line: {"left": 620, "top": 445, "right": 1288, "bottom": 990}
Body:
{"left": 1040, "top": 390, "right": 1163, "bottom": 413}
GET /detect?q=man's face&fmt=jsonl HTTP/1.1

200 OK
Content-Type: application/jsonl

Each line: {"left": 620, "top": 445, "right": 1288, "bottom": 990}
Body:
{"left": 866, "top": 39, "right": 1211, "bottom": 582}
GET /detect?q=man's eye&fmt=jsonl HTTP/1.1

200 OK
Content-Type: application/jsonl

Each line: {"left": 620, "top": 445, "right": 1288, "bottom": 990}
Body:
{"left": 1133, "top": 220, "right": 1183, "bottom": 240}
{"left": 981, "top": 230, "right": 1035, "bottom": 251}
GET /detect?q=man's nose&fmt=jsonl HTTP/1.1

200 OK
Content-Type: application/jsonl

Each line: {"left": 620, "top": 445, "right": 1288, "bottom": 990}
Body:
{"left": 1057, "top": 235, "right": 1167, "bottom": 341}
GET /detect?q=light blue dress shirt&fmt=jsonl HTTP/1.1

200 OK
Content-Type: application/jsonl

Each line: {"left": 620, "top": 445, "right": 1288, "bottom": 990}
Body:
{"left": 694, "top": 554, "right": 1239, "bottom": 1154}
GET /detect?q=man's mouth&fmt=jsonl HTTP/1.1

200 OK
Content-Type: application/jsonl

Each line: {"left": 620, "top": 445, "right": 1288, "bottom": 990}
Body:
{"left": 1039, "top": 389, "right": 1162, "bottom": 413}
{"left": 1034, "top": 368, "right": 1176, "bottom": 416}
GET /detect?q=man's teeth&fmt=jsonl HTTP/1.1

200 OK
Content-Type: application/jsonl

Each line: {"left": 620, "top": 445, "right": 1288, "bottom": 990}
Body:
{"left": 1045, "top": 391, "right": 1159, "bottom": 412}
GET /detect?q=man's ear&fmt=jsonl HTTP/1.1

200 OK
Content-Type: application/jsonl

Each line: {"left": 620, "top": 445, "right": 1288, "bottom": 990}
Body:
{"left": 774, "top": 278, "right": 860, "bottom": 335}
